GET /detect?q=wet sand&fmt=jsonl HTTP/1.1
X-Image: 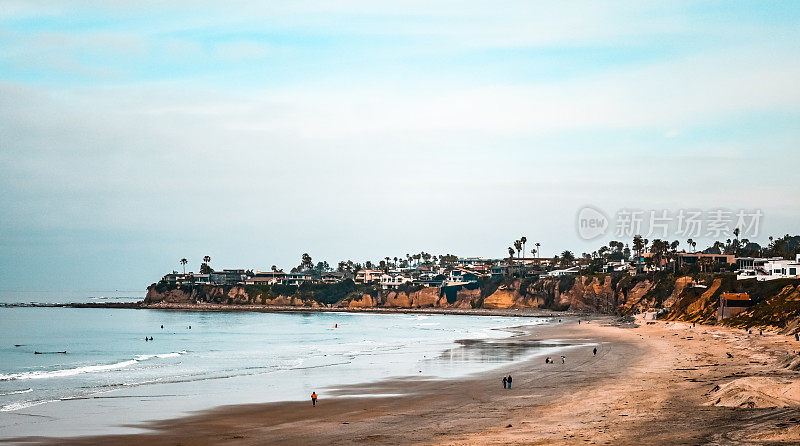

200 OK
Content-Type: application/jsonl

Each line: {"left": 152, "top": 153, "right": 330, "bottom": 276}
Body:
{"left": 9, "top": 316, "right": 800, "bottom": 445}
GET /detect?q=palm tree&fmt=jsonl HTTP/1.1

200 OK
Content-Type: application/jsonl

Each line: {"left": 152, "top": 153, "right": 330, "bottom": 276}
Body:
{"left": 200, "top": 255, "right": 212, "bottom": 274}
{"left": 180, "top": 258, "right": 188, "bottom": 274}
{"left": 632, "top": 235, "right": 644, "bottom": 257}
{"left": 686, "top": 238, "right": 694, "bottom": 253}
{"left": 535, "top": 242, "right": 541, "bottom": 259}
{"left": 514, "top": 240, "right": 522, "bottom": 258}
{"left": 560, "top": 250, "right": 575, "bottom": 267}
{"left": 520, "top": 236, "right": 527, "bottom": 259}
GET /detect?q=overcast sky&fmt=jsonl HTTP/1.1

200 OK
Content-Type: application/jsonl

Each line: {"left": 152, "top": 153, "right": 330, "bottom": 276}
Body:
{"left": 1, "top": 1, "right": 799, "bottom": 291}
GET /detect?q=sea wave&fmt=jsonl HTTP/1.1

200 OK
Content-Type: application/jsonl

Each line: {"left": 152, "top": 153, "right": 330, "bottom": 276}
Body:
{"left": 0, "top": 399, "right": 56, "bottom": 412}
{"left": 0, "top": 351, "right": 186, "bottom": 381}
{"left": 0, "top": 388, "right": 33, "bottom": 396}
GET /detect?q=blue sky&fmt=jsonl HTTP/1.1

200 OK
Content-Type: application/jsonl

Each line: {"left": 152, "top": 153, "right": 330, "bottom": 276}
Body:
{"left": 1, "top": 1, "right": 799, "bottom": 291}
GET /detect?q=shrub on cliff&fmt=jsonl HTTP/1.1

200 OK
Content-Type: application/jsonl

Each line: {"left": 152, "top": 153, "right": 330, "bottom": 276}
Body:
{"left": 641, "top": 271, "right": 676, "bottom": 308}
{"left": 732, "top": 277, "right": 798, "bottom": 304}
{"left": 557, "top": 275, "right": 576, "bottom": 294}
{"left": 478, "top": 277, "right": 502, "bottom": 299}
{"left": 298, "top": 279, "right": 361, "bottom": 305}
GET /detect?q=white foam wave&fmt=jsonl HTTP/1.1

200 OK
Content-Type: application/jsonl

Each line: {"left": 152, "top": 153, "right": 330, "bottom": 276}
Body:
{"left": 0, "top": 388, "right": 33, "bottom": 396}
{"left": 0, "top": 399, "right": 55, "bottom": 412}
{"left": 0, "top": 351, "right": 186, "bottom": 381}
{"left": 134, "top": 351, "right": 186, "bottom": 361}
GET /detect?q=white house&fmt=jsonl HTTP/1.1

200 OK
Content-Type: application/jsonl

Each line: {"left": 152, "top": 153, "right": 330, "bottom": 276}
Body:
{"left": 354, "top": 269, "right": 383, "bottom": 283}
{"left": 547, "top": 266, "right": 581, "bottom": 277}
{"left": 445, "top": 267, "right": 479, "bottom": 285}
{"left": 380, "top": 273, "right": 412, "bottom": 290}
{"left": 759, "top": 255, "right": 800, "bottom": 280}
{"left": 246, "top": 271, "right": 287, "bottom": 285}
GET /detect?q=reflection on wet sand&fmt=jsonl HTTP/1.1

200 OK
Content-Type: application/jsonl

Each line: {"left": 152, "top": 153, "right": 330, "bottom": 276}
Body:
{"left": 439, "top": 338, "right": 573, "bottom": 363}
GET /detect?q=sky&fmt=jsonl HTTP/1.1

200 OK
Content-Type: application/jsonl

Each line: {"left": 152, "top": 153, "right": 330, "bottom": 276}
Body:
{"left": 1, "top": 1, "right": 799, "bottom": 291}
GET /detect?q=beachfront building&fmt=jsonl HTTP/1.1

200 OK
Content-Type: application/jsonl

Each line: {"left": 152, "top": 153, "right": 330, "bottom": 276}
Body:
{"left": 161, "top": 272, "right": 210, "bottom": 286}
{"left": 547, "top": 266, "right": 581, "bottom": 277}
{"left": 639, "top": 252, "right": 668, "bottom": 270}
{"left": 736, "top": 257, "right": 778, "bottom": 280}
{"left": 522, "top": 257, "right": 556, "bottom": 266}
{"left": 162, "top": 273, "right": 191, "bottom": 286}
{"left": 457, "top": 257, "right": 498, "bottom": 267}
{"left": 603, "top": 260, "right": 630, "bottom": 273}
{"left": 674, "top": 253, "right": 735, "bottom": 269}
{"left": 284, "top": 272, "right": 313, "bottom": 286}
{"left": 446, "top": 267, "right": 480, "bottom": 284}
{"left": 354, "top": 269, "right": 383, "bottom": 284}
{"left": 413, "top": 277, "right": 444, "bottom": 287}
{"left": 245, "top": 271, "right": 286, "bottom": 285}
{"left": 718, "top": 293, "right": 751, "bottom": 320}
{"left": 244, "top": 271, "right": 286, "bottom": 285}
{"left": 210, "top": 269, "right": 248, "bottom": 285}
{"left": 464, "top": 263, "right": 492, "bottom": 275}
{"left": 320, "top": 272, "right": 344, "bottom": 284}
{"left": 380, "top": 273, "right": 412, "bottom": 290}
{"left": 759, "top": 255, "right": 800, "bottom": 281}
{"left": 192, "top": 274, "right": 210, "bottom": 284}
{"left": 244, "top": 271, "right": 317, "bottom": 286}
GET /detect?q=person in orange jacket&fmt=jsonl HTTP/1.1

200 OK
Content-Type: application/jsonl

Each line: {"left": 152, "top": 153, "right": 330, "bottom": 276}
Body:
{"left": 311, "top": 392, "right": 318, "bottom": 407}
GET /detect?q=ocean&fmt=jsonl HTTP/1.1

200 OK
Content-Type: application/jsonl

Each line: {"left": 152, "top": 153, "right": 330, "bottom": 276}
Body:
{"left": 0, "top": 293, "right": 559, "bottom": 439}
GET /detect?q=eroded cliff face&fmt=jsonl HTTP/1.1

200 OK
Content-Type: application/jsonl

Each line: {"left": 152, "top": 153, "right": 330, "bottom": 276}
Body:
{"left": 146, "top": 277, "right": 642, "bottom": 312}
{"left": 144, "top": 285, "right": 321, "bottom": 307}
{"left": 482, "top": 280, "right": 538, "bottom": 309}
{"left": 557, "top": 276, "right": 617, "bottom": 312}
{"left": 144, "top": 275, "right": 800, "bottom": 332}
{"left": 345, "top": 286, "right": 481, "bottom": 309}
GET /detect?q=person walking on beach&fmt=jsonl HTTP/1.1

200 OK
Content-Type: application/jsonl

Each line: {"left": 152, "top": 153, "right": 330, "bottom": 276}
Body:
{"left": 507, "top": 375, "right": 512, "bottom": 389}
{"left": 593, "top": 347, "right": 597, "bottom": 356}
{"left": 502, "top": 376, "right": 507, "bottom": 389}
{"left": 561, "top": 355, "right": 566, "bottom": 364}
{"left": 311, "top": 392, "right": 318, "bottom": 407}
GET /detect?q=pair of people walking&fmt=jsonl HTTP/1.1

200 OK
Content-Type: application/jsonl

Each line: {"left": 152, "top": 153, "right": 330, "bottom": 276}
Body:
{"left": 502, "top": 375, "right": 513, "bottom": 389}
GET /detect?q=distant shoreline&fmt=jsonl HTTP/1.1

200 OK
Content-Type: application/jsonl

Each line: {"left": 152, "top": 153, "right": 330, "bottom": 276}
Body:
{"left": 1, "top": 301, "right": 574, "bottom": 318}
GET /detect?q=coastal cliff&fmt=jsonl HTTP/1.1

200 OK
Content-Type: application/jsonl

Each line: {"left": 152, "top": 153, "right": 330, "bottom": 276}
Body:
{"left": 144, "top": 275, "right": 800, "bottom": 333}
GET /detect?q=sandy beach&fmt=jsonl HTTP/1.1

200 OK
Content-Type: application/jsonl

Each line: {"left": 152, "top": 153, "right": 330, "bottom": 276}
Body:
{"left": 9, "top": 315, "right": 800, "bottom": 445}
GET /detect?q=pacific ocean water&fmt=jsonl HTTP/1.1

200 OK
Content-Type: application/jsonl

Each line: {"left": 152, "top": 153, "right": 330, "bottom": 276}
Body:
{"left": 0, "top": 292, "right": 557, "bottom": 439}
